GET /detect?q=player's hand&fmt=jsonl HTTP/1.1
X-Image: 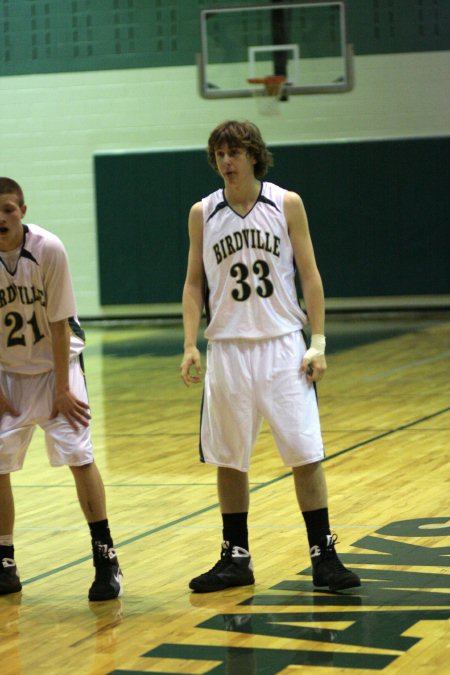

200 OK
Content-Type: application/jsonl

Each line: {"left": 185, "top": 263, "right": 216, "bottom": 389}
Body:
{"left": 50, "top": 389, "right": 91, "bottom": 431}
{"left": 0, "top": 391, "right": 20, "bottom": 421}
{"left": 300, "top": 353, "right": 327, "bottom": 384}
{"left": 180, "top": 347, "right": 202, "bottom": 387}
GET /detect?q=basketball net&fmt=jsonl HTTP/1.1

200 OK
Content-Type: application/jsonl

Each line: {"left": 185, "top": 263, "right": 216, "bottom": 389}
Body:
{"left": 247, "top": 76, "right": 287, "bottom": 116}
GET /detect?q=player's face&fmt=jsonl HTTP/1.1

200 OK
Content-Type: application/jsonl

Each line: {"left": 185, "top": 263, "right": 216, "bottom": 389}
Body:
{"left": 0, "top": 193, "right": 26, "bottom": 251}
{"left": 214, "top": 144, "right": 257, "bottom": 183}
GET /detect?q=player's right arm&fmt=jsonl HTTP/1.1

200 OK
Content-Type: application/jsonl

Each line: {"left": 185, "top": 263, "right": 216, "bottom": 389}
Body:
{"left": 180, "top": 202, "right": 205, "bottom": 387}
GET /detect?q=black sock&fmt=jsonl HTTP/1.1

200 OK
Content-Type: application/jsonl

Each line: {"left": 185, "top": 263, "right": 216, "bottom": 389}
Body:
{"left": 302, "top": 508, "right": 330, "bottom": 549}
{"left": 0, "top": 544, "right": 14, "bottom": 560}
{"left": 222, "top": 512, "right": 249, "bottom": 551}
{"left": 88, "top": 519, "right": 113, "bottom": 548}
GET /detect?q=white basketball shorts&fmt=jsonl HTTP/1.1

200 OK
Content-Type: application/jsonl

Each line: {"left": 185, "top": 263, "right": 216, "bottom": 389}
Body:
{"left": 200, "top": 331, "right": 325, "bottom": 472}
{"left": 0, "top": 358, "right": 94, "bottom": 473}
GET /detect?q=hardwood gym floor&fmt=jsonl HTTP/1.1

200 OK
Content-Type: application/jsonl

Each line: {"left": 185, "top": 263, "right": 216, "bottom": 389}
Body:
{"left": 1, "top": 314, "right": 449, "bottom": 674}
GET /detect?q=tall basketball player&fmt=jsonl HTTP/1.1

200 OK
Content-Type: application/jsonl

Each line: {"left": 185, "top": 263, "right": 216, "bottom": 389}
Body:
{"left": 0, "top": 177, "right": 122, "bottom": 601}
{"left": 180, "top": 121, "right": 360, "bottom": 593}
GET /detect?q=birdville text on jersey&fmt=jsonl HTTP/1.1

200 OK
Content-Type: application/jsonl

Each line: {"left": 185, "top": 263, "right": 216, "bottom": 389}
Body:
{"left": 213, "top": 228, "right": 281, "bottom": 265}
{"left": 0, "top": 283, "right": 46, "bottom": 309}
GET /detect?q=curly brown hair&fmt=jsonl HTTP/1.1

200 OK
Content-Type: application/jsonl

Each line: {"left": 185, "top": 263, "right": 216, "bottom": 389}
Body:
{"left": 207, "top": 120, "right": 273, "bottom": 179}
{"left": 0, "top": 177, "right": 25, "bottom": 207}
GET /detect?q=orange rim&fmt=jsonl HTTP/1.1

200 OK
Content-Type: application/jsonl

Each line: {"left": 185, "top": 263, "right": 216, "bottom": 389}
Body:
{"left": 247, "top": 76, "right": 287, "bottom": 85}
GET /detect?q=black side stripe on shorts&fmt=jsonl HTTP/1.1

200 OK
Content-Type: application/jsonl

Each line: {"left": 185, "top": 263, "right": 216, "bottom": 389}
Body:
{"left": 198, "top": 387, "right": 206, "bottom": 463}
{"left": 78, "top": 352, "right": 85, "bottom": 374}
{"left": 301, "top": 328, "right": 319, "bottom": 404}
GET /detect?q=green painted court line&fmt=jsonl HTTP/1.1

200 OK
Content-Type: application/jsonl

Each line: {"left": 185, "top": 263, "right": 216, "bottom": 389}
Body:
{"left": 21, "top": 406, "right": 450, "bottom": 586}
{"left": 14, "top": 482, "right": 243, "bottom": 489}
{"left": 364, "top": 350, "right": 450, "bottom": 382}
{"left": 22, "top": 501, "right": 221, "bottom": 586}
{"left": 319, "top": 405, "right": 450, "bottom": 463}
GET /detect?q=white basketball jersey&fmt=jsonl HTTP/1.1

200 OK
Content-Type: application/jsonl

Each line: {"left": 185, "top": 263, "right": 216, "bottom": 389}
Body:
{"left": 202, "top": 181, "right": 307, "bottom": 340}
{"left": 0, "top": 224, "right": 85, "bottom": 374}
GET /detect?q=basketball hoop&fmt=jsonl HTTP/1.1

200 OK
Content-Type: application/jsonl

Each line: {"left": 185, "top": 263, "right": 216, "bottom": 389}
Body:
{"left": 247, "top": 76, "right": 287, "bottom": 116}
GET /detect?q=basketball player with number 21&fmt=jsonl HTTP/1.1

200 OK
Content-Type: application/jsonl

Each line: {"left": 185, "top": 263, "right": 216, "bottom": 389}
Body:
{"left": 181, "top": 120, "right": 361, "bottom": 593}
{"left": 0, "top": 177, "right": 122, "bottom": 601}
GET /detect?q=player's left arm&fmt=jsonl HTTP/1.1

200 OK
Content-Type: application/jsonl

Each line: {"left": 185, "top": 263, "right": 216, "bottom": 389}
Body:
{"left": 49, "top": 319, "right": 91, "bottom": 431}
{"left": 42, "top": 235, "right": 90, "bottom": 429}
{"left": 285, "top": 190, "right": 327, "bottom": 383}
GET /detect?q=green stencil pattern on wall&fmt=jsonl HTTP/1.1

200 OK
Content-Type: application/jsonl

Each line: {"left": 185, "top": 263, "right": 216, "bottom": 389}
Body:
{"left": 1, "top": 0, "right": 449, "bottom": 77}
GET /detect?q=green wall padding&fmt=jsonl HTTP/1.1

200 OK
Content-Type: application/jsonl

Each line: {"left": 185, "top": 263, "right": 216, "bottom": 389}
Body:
{"left": 2, "top": 0, "right": 449, "bottom": 76}
{"left": 95, "top": 137, "right": 449, "bottom": 305}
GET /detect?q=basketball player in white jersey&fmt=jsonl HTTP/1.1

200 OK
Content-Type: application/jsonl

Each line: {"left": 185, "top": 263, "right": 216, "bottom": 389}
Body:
{"left": 181, "top": 121, "right": 360, "bottom": 592}
{"left": 0, "top": 177, "right": 122, "bottom": 601}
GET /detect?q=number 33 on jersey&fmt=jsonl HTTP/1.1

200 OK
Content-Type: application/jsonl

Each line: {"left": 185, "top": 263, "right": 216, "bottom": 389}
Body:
{"left": 202, "top": 181, "right": 307, "bottom": 341}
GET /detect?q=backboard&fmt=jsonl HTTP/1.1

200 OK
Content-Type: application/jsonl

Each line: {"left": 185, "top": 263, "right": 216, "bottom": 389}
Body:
{"left": 198, "top": 1, "right": 354, "bottom": 99}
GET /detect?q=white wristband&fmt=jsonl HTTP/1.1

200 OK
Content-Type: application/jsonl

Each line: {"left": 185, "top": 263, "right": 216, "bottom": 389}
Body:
{"left": 303, "top": 334, "right": 326, "bottom": 364}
